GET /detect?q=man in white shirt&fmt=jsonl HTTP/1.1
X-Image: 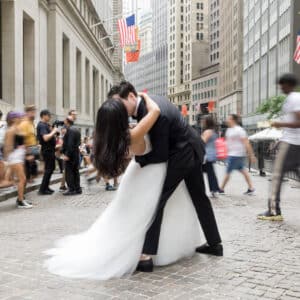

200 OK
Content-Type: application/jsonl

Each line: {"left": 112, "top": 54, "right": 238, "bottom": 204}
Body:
{"left": 258, "top": 73, "right": 300, "bottom": 221}
{"left": 219, "top": 114, "right": 256, "bottom": 195}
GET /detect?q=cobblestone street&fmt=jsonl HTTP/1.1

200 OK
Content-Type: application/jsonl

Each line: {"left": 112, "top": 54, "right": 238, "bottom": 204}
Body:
{"left": 0, "top": 165, "right": 300, "bottom": 300}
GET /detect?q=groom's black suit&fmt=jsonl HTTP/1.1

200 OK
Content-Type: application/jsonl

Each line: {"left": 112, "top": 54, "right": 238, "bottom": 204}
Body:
{"left": 135, "top": 95, "right": 222, "bottom": 255}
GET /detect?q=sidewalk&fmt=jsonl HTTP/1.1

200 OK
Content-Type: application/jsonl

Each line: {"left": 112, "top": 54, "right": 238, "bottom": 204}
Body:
{"left": 0, "top": 169, "right": 87, "bottom": 203}
{"left": 0, "top": 164, "right": 299, "bottom": 299}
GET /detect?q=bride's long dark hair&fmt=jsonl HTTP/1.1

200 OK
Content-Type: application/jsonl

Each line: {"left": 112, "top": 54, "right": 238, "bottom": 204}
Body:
{"left": 94, "top": 99, "right": 130, "bottom": 177}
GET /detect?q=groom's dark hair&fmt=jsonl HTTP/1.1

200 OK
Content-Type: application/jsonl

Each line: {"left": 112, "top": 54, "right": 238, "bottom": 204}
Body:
{"left": 107, "top": 85, "right": 121, "bottom": 98}
{"left": 119, "top": 81, "right": 138, "bottom": 99}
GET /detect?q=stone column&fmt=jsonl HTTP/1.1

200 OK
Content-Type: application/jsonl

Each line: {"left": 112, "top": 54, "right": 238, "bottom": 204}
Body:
{"left": 1, "top": 1, "right": 16, "bottom": 107}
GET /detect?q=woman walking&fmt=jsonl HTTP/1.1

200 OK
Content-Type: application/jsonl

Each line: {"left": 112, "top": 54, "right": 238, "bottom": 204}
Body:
{"left": 201, "top": 116, "right": 221, "bottom": 198}
{"left": 4, "top": 112, "right": 32, "bottom": 208}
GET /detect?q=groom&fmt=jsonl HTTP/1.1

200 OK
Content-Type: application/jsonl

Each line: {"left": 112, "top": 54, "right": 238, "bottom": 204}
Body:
{"left": 108, "top": 81, "right": 223, "bottom": 272}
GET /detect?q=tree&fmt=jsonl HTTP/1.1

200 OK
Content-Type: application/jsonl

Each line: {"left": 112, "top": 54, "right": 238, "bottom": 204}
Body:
{"left": 256, "top": 95, "right": 285, "bottom": 119}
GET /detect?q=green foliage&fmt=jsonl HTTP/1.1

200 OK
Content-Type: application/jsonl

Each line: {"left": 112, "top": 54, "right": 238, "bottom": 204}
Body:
{"left": 256, "top": 95, "right": 285, "bottom": 119}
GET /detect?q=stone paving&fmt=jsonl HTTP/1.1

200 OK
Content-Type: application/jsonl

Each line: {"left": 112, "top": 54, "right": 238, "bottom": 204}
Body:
{"left": 0, "top": 165, "right": 300, "bottom": 300}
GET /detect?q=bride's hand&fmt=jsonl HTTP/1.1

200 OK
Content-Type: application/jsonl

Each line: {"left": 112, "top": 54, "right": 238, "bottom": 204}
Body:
{"left": 138, "top": 92, "right": 160, "bottom": 114}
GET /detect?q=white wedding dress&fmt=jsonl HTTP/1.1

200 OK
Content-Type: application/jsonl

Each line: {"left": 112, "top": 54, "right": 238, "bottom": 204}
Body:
{"left": 45, "top": 137, "right": 201, "bottom": 280}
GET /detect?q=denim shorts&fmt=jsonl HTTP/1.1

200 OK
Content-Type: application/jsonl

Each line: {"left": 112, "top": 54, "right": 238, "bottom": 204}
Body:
{"left": 226, "top": 156, "right": 246, "bottom": 173}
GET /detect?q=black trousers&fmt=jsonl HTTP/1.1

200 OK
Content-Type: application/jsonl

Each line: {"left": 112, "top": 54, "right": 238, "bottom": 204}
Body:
{"left": 143, "top": 145, "right": 222, "bottom": 255}
{"left": 56, "top": 157, "right": 64, "bottom": 173}
{"left": 203, "top": 161, "right": 220, "bottom": 193}
{"left": 268, "top": 142, "right": 300, "bottom": 214}
{"left": 40, "top": 151, "right": 55, "bottom": 192}
{"left": 25, "top": 159, "right": 38, "bottom": 180}
{"left": 65, "top": 155, "right": 80, "bottom": 192}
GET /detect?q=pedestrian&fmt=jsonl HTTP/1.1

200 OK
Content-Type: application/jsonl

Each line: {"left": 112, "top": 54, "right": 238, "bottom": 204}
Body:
{"left": 58, "top": 126, "right": 67, "bottom": 192}
{"left": 257, "top": 141, "right": 266, "bottom": 176}
{"left": 258, "top": 73, "right": 300, "bottom": 221}
{"left": 0, "top": 110, "right": 14, "bottom": 189}
{"left": 4, "top": 112, "right": 32, "bottom": 208}
{"left": 219, "top": 114, "right": 256, "bottom": 195}
{"left": 55, "top": 132, "right": 64, "bottom": 173}
{"left": 37, "top": 110, "right": 58, "bottom": 195}
{"left": 19, "top": 105, "right": 39, "bottom": 183}
{"left": 68, "top": 109, "right": 78, "bottom": 122}
{"left": 62, "top": 117, "right": 81, "bottom": 195}
{"left": 201, "top": 116, "right": 221, "bottom": 198}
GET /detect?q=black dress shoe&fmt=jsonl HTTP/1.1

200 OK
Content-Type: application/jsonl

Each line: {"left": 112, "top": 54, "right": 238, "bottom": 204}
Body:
{"left": 76, "top": 189, "right": 83, "bottom": 195}
{"left": 136, "top": 258, "right": 153, "bottom": 272}
{"left": 47, "top": 188, "right": 55, "bottom": 193}
{"left": 62, "top": 190, "right": 77, "bottom": 196}
{"left": 38, "top": 190, "right": 53, "bottom": 195}
{"left": 196, "top": 243, "right": 223, "bottom": 256}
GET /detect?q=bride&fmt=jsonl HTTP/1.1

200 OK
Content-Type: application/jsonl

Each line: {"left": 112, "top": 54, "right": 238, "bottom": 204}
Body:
{"left": 45, "top": 93, "right": 201, "bottom": 280}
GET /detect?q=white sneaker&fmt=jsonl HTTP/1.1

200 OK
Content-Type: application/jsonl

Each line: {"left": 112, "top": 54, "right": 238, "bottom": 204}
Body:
{"left": 17, "top": 200, "right": 33, "bottom": 209}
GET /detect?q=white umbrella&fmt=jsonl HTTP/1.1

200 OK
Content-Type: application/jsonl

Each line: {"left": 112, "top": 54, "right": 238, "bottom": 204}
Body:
{"left": 249, "top": 128, "right": 282, "bottom": 141}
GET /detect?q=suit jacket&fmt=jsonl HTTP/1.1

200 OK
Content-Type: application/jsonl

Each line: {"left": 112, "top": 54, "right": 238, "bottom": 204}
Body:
{"left": 135, "top": 95, "right": 205, "bottom": 167}
{"left": 62, "top": 126, "right": 81, "bottom": 159}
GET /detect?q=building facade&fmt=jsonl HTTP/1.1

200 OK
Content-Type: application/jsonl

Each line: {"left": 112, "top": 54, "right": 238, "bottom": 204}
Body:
{"left": 139, "top": 12, "right": 153, "bottom": 56}
{"left": 151, "top": 0, "right": 168, "bottom": 96}
{"left": 209, "top": 0, "right": 220, "bottom": 64}
{"left": 218, "top": 0, "right": 243, "bottom": 123}
{"left": 191, "top": 63, "right": 219, "bottom": 124}
{"left": 242, "top": 0, "right": 300, "bottom": 130}
{"left": 168, "top": 0, "right": 209, "bottom": 123}
{"left": 0, "top": 0, "right": 122, "bottom": 134}
{"left": 124, "top": 0, "right": 168, "bottom": 96}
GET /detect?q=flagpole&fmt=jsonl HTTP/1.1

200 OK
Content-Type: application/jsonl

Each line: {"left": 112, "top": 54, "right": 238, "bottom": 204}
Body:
{"left": 91, "top": 9, "right": 141, "bottom": 28}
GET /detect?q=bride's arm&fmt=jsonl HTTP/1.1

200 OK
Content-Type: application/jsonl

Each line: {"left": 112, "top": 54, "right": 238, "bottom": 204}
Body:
{"left": 129, "top": 93, "right": 160, "bottom": 154}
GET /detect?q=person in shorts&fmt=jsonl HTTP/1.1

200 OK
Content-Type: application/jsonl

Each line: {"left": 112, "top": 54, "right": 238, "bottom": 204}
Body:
{"left": 219, "top": 114, "right": 256, "bottom": 195}
{"left": 258, "top": 73, "right": 300, "bottom": 221}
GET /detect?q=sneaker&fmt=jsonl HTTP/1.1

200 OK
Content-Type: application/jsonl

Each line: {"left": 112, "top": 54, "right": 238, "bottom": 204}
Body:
{"left": 211, "top": 192, "right": 218, "bottom": 198}
{"left": 105, "top": 184, "right": 117, "bottom": 191}
{"left": 244, "top": 188, "right": 255, "bottom": 195}
{"left": 218, "top": 189, "right": 225, "bottom": 195}
{"left": 59, "top": 186, "right": 67, "bottom": 192}
{"left": 17, "top": 200, "right": 33, "bottom": 209}
{"left": 257, "top": 210, "right": 283, "bottom": 221}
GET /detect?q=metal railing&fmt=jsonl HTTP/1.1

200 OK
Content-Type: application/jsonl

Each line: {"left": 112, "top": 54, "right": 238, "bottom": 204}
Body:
{"left": 249, "top": 140, "right": 299, "bottom": 181}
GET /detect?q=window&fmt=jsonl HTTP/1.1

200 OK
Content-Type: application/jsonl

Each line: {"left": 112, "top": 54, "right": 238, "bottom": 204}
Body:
{"left": 85, "top": 59, "right": 90, "bottom": 113}
{"left": 62, "top": 34, "right": 70, "bottom": 108}
{"left": 76, "top": 49, "right": 82, "bottom": 111}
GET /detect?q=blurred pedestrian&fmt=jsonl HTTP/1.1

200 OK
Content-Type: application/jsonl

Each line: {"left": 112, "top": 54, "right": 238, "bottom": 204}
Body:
{"left": 68, "top": 109, "right": 78, "bottom": 122}
{"left": 55, "top": 132, "right": 64, "bottom": 173}
{"left": 19, "top": 105, "right": 39, "bottom": 183}
{"left": 0, "top": 110, "right": 14, "bottom": 188}
{"left": 201, "top": 116, "right": 221, "bottom": 198}
{"left": 257, "top": 141, "right": 266, "bottom": 176}
{"left": 219, "top": 114, "right": 256, "bottom": 195}
{"left": 258, "top": 73, "right": 300, "bottom": 221}
{"left": 37, "top": 110, "right": 57, "bottom": 195}
{"left": 4, "top": 112, "right": 32, "bottom": 208}
{"left": 62, "top": 117, "right": 81, "bottom": 195}
{"left": 58, "top": 126, "right": 67, "bottom": 192}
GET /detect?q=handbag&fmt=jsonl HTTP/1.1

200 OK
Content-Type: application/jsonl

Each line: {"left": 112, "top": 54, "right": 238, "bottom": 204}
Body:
{"left": 27, "top": 145, "right": 40, "bottom": 160}
{"left": 215, "top": 137, "right": 228, "bottom": 160}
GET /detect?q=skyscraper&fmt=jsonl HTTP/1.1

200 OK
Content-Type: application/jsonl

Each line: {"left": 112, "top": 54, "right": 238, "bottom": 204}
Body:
{"left": 209, "top": 0, "right": 220, "bottom": 64}
{"left": 242, "top": 0, "right": 300, "bottom": 130}
{"left": 151, "top": 0, "right": 168, "bottom": 96}
{"left": 124, "top": 0, "right": 168, "bottom": 96}
{"left": 218, "top": 0, "right": 243, "bottom": 123}
{"left": 168, "top": 0, "right": 209, "bottom": 123}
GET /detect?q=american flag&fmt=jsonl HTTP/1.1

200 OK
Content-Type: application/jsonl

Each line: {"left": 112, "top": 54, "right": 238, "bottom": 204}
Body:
{"left": 117, "top": 14, "right": 136, "bottom": 47}
{"left": 293, "top": 31, "right": 300, "bottom": 64}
